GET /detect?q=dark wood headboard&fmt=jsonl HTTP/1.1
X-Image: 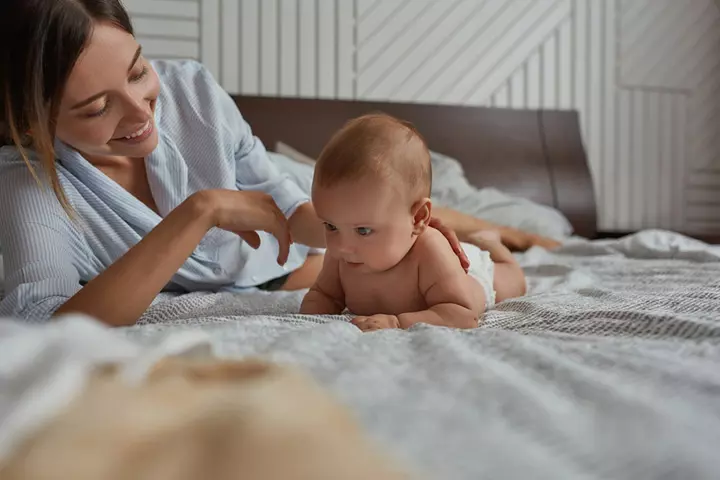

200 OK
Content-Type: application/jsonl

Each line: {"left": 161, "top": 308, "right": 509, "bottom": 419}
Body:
{"left": 231, "top": 96, "right": 597, "bottom": 239}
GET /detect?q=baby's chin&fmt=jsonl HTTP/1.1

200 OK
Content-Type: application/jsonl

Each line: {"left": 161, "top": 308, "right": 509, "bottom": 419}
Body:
{"left": 343, "top": 258, "right": 403, "bottom": 274}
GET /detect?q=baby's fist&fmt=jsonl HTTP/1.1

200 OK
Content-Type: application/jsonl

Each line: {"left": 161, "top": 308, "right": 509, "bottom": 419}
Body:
{"left": 352, "top": 314, "right": 400, "bottom": 332}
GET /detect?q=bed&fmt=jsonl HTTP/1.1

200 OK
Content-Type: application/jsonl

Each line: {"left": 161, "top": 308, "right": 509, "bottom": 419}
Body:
{"left": 230, "top": 95, "right": 597, "bottom": 240}
{"left": 7, "top": 97, "right": 720, "bottom": 478}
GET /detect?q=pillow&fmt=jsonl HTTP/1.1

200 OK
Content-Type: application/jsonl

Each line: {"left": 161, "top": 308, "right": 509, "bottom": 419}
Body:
{"left": 267, "top": 150, "right": 314, "bottom": 195}
{"left": 275, "top": 141, "right": 317, "bottom": 166}
{"left": 272, "top": 141, "right": 573, "bottom": 239}
{"left": 428, "top": 150, "right": 572, "bottom": 240}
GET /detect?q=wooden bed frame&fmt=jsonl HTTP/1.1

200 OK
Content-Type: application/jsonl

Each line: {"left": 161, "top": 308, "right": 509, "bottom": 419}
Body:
{"left": 232, "top": 96, "right": 598, "bottom": 239}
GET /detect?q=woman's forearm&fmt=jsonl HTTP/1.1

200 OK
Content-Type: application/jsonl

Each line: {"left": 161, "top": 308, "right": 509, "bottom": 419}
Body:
{"left": 432, "top": 207, "right": 500, "bottom": 238}
{"left": 54, "top": 193, "right": 216, "bottom": 327}
{"left": 288, "top": 202, "right": 326, "bottom": 248}
{"left": 432, "top": 206, "right": 561, "bottom": 251}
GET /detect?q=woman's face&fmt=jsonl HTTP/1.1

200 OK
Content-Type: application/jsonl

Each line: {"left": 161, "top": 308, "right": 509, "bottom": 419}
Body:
{"left": 55, "top": 22, "right": 160, "bottom": 162}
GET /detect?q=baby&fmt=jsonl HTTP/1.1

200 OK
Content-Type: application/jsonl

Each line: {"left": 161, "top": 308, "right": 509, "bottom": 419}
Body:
{"left": 300, "top": 114, "right": 526, "bottom": 331}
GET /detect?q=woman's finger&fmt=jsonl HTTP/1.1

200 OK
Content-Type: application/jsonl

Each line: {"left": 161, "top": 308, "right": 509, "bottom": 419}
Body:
{"left": 532, "top": 235, "right": 561, "bottom": 250}
{"left": 429, "top": 217, "right": 470, "bottom": 271}
{"left": 449, "top": 230, "right": 470, "bottom": 271}
{"left": 237, "top": 231, "right": 261, "bottom": 249}
{"left": 499, "top": 230, "right": 527, "bottom": 251}
{"left": 269, "top": 211, "right": 291, "bottom": 265}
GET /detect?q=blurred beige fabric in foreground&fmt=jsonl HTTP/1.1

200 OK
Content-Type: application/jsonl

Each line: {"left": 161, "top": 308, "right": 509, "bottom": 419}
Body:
{"left": 0, "top": 316, "right": 410, "bottom": 480}
{"left": 0, "top": 356, "right": 410, "bottom": 480}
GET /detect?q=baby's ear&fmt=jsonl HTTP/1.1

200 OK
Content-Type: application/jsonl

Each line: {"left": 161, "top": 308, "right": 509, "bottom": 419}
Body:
{"left": 412, "top": 198, "right": 432, "bottom": 235}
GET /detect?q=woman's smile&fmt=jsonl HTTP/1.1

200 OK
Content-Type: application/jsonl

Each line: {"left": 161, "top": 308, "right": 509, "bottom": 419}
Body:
{"left": 111, "top": 120, "right": 153, "bottom": 144}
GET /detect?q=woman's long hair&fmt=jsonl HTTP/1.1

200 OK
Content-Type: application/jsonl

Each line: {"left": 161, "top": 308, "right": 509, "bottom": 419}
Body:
{"left": 0, "top": 0, "right": 134, "bottom": 214}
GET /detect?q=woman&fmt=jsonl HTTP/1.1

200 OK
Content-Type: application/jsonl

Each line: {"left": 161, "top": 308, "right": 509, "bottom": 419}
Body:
{"left": 0, "top": 0, "right": 556, "bottom": 326}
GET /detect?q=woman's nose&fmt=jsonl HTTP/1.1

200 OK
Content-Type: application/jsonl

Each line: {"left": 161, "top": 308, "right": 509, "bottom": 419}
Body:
{"left": 123, "top": 92, "right": 151, "bottom": 122}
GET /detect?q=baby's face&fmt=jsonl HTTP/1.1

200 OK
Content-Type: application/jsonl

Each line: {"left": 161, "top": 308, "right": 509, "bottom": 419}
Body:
{"left": 313, "top": 177, "right": 418, "bottom": 273}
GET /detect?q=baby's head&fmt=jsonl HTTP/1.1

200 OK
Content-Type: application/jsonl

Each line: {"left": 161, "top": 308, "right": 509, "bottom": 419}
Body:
{"left": 312, "top": 113, "right": 432, "bottom": 272}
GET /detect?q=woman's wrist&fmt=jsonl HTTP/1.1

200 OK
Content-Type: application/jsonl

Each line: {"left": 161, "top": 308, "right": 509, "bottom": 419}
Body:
{"left": 185, "top": 190, "right": 221, "bottom": 231}
{"left": 288, "top": 202, "right": 326, "bottom": 248}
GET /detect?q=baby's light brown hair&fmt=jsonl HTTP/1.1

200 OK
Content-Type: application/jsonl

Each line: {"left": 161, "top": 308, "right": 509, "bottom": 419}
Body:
{"left": 313, "top": 113, "right": 432, "bottom": 200}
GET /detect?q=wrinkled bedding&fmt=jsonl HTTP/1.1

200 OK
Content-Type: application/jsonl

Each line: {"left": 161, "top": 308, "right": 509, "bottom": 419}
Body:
{"left": 121, "top": 230, "right": 720, "bottom": 479}
{"left": 3, "top": 148, "right": 719, "bottom": 477}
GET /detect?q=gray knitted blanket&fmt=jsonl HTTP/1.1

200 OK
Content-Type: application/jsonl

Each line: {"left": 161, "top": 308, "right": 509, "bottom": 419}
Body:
{"left": 121, "top": 230, "right": 720, "bottom": 479}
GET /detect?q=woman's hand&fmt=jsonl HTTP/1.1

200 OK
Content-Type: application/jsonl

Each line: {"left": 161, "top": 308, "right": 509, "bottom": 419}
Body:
{"left": 495, "top": 227, "right": 561, "bottom": 252}
{"left": 427, "top": 217, "right": 470, "bottom": 272}
{"left": 201, "top": 190, "right": 292, "bottom": 265}
{"left": 288, "top": 202, "right": 327, "bottom": 249}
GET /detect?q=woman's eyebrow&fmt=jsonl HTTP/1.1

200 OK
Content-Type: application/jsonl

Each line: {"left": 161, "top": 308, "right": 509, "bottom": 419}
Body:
{"left": 69, "top": 46, "right": 143, "bottom": 110}
{"left": 70, "top": 92, "right": 106, "bottom": 110}
{"left": 127, "top": 46, "right": 142, "bottom": 73}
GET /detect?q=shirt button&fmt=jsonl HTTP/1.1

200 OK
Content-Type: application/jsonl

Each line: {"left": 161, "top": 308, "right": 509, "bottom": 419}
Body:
{"left": 213, "top": 266, "right": 223, "bottom": 275}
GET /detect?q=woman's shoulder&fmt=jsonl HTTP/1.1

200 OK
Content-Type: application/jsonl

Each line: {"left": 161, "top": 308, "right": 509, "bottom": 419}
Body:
{"left": 0, "top": 146, "right": 63, "bottom": 182}
{"left": 0, "top": 145, "right": 34, "bottom": 166}
{"left": 151, "top": 59, "right": 213, "bottom": 94}
{"left": 151, "top": 60, "right": 238, "bottom": 134}
{"left": 0, "top": 146, "right": 47, "bottom": 184}
{"left": 0, "top": 147, "right": 73, "bottom": 225}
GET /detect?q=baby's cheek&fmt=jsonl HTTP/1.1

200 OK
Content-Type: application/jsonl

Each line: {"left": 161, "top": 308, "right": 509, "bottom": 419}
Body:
{"left": 324, "top": 234, "right": 341, "bottom": 254}
{"left": 375, "top": 236, "right": 409, "bottom": 266}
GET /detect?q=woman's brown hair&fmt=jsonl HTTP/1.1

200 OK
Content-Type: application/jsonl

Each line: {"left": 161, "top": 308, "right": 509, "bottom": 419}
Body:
{"left": 0, "top": 0, "right": 134, "bottom": 214}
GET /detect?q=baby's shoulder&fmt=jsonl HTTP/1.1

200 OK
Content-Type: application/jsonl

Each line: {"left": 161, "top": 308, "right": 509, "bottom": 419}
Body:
{"left": 413, "top": 228, "right": 456, "bottom": 258}
{"left": 413, "top": 229, "right": 465, "bottom": 277}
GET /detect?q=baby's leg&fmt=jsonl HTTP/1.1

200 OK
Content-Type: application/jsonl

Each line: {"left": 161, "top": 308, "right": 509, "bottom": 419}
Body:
{"left": 467, "top": 231, "right": 526, "bottom": 302}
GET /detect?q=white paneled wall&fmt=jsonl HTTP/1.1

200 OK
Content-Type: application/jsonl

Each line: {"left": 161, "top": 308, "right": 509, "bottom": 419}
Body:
{"left": 124, "top": 0, "right": 201, "bottom": 59}
{"left": 128, "top": 0, "right": 720, "bottom": 234}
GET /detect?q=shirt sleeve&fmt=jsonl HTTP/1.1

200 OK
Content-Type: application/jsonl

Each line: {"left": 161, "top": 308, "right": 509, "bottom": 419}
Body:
{"left": 0, "top": 161, "right": 82, "bottom": 322}
{"left": 202, "top": 66, "right": 310, "bottom": 217}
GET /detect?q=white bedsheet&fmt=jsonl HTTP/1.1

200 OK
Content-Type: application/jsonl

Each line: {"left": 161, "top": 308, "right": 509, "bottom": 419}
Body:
{"left": 113, "top": 230, "right": 720, "bottom": 480}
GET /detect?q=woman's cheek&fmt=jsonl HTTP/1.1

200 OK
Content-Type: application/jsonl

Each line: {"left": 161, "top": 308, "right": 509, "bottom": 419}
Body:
{"left": 94, "top": 119, "right": 122, "bottom": 146}
{"left": 61, "top": 121, "right": 110, "bottom": 149}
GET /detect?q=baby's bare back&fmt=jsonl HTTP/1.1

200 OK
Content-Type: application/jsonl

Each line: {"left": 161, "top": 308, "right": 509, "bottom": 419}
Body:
{"left": 340, "top": 229, "right": 484, "bottom": 317}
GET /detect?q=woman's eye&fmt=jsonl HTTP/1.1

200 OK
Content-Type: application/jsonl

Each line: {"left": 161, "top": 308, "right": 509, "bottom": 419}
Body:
{"left": 85, "top": 102, "right": 110, "bottom": 118}
{"left": 356, "top": 227, "right": 372, "bottom": 236}
{"left": 130, "top": 65, "right": 148, "bottom": 83}
{"left": 324, "top": 223, "right": 337, "bottom": 231}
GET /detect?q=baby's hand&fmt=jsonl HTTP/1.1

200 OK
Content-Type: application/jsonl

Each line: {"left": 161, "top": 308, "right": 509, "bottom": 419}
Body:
{"left": 351, "top": 314, "right": 400, "bottom": 332}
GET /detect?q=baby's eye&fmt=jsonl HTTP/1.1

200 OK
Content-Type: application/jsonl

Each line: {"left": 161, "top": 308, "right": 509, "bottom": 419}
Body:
{"left": 323, "top": 222, "right": 337, "bottom": 232}
{"left": 355, "top": 227, "right": 372, "bottom": 236}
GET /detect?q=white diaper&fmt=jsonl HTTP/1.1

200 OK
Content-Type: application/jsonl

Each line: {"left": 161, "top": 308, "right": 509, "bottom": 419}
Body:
{"left": 461, "top": 242, "right": 496, "bottom": 310}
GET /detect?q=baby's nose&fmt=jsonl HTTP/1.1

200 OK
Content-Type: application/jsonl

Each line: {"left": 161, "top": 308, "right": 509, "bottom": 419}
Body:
{"left": 337, "top": 242, "right": 355, "bottom": 254}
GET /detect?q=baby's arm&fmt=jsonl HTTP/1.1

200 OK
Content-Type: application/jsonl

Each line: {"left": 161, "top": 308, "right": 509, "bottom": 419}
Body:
{"left": 300, "top": 254, "right": 346, "bottom": 315}
{"left": 397, "top": 234, "right": 485, "bottom": 330}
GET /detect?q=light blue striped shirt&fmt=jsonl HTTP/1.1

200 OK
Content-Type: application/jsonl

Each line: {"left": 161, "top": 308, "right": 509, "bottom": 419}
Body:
{"left": 0, "top": 60, "right": 311, "bottom": 322}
